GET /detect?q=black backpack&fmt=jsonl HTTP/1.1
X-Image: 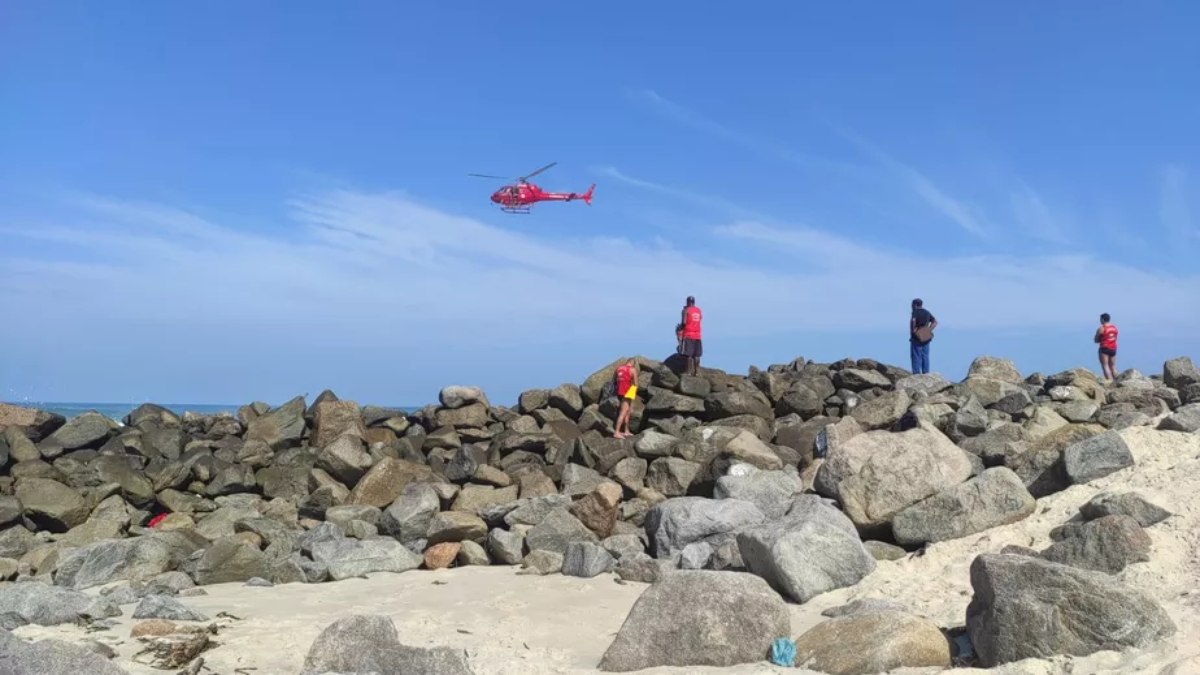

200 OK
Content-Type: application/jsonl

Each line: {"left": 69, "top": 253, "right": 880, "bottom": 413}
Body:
{"left": 600, "top": 373, "right": 617, "bottom": 400}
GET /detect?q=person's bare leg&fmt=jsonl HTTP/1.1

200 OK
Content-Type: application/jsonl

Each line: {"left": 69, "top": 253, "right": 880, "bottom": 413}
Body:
{"left": 1099, "top": 352, "right": 1108, "bottom": 381}
{"left": 1106, "top": 354, "right": 1117, "bottom": 382}
{"left": 615, "top": 401, "right": 629, "bottom": 437}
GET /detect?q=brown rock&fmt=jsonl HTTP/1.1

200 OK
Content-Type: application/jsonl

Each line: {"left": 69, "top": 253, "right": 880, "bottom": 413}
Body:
{"left": 131, "top": 619, "right": 179, "bottom": 638}
{"left": 312, "top": 401, "right": 366, "bottom": 449}
{"left": 364, "top": 427, "right": 397, "bottom": 446}
{"left": 570, "top": 485, "right": 621, "bottom": 538}
{"left": 235, "top": 531, "right": 263, "bottom": 549}
{"left": 348, "top": 458, "right": 434, "bottom": 508}
{"left": 793, "top": 610, "right": 951, "bottom": 674}
{"left": 424, "top": 542, "right": 461, "bottom": 569}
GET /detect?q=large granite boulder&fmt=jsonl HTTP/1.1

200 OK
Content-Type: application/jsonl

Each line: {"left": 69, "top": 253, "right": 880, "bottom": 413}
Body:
{"left": 1079, "top": 491, "right": 1171, "bottom": 527}
{"left": 53, "top": 537, "right": 176, "bottom": 590}
{"left": 1063, "top": 430, "right": 1135, "bottom": 485}
{"left": 713, "top": 466, "right": 802, "bottom": 519}
{"left": 814, "top": 426, "right": 972, "bottom": 532}
{"left": 300, "top": 614, "right": 473, "bottom": 675}
{"left": 966, "top": 554, "right": 1175, "bottom": 666}
{"left": 244, "top": 396, "right": 306, "bottom": 450}
{"left": 14, "top": 478, "right": 88, "bottom": 532}
{"left": 0, "top": 582, "right": 120, "bottom": 626}
{"left": 891, "top": 468, "right": 1036, "bottom": 545}
{"left": 599, "top": 571, "right": 789, "bottom": 671}
{"left": 644, "top": 497, "right": 765, "bottom": 559}
{"left": 736, "top": 495, "right": 875, "bottom": 603}
{"left": 792, "top": 610, "right": 951, "bottom": 674}
{"left": 1039, "top": 515, "right": 1151, "bottom": 574}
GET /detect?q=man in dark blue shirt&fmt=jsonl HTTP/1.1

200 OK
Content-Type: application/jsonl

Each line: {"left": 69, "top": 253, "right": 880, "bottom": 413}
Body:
{"left": 909, "top": 298, "right": 937, "bottom": 374}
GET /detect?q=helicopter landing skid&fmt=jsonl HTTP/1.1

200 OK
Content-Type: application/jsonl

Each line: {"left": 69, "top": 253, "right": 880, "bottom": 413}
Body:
{"left": 500, "top": 206, "right": 531, "bottom": 214}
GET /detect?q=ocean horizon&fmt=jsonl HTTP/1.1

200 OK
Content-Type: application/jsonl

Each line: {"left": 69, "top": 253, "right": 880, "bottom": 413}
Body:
{"left": 5, "top": 401, "right": 422, "bottom": 423}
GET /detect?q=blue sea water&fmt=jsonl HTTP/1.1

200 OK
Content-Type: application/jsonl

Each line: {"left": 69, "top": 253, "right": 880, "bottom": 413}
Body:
{"left": 11, "top": 402, "right": 238, "bottom": 423}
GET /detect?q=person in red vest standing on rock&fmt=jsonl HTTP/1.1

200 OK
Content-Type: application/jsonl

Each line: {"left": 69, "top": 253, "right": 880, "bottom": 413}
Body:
{"left": 613, "top": 358, "right": 639, "bottom": 438}
{"left": 677, "top": 296, "right": 703, "bottom": 376}
{"left": 1094, "top": 312, "right": 1119, "bottom": 383}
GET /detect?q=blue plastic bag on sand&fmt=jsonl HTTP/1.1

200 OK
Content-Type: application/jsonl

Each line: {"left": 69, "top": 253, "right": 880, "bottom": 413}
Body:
{"left": 769, "top": 637, "right": 796, "bottom": 667}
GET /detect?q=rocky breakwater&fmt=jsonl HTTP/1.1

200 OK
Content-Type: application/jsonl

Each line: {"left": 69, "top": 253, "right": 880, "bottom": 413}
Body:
{"left": 0, "top": 354, "right": 1198, "bottom": 673}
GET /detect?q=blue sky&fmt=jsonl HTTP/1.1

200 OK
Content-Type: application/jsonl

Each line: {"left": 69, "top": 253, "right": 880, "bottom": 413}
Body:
{"left": 2, "top": 2, "right": 1198, "bottom": 406}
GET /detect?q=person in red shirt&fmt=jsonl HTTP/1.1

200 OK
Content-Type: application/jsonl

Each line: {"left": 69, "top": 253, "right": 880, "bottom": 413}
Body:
{"left": 1094, "top": 312, "right": 1119, "bottom": 383}
{"left": 613, "top": 358, "right": 639, "bottom": 438}
{"left": 677, "top": 296, "right": 703, "bottom": 376}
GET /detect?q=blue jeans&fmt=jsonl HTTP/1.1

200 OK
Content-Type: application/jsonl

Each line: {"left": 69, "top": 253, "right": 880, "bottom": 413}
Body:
{"left": 910, "top": 341, "right": 930, "bottom": 374}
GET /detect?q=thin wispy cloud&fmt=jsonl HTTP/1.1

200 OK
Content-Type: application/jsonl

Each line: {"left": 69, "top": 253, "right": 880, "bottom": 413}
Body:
{"left": 592, "top": 165, "right": 768, "bottom": 221}
{"left": 1010, "top": 182, "right": 1071, "bottom": 244}
{"left": 832, "top": 125, "right": 989, "bottom": 239}
{"left": 626, "top": 89, "right": 854, "bottom": 173}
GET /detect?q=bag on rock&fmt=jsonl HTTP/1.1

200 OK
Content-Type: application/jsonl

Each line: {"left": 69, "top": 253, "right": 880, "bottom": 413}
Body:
{"left": 769, "top": 637, "right": 796, "bottom": 667}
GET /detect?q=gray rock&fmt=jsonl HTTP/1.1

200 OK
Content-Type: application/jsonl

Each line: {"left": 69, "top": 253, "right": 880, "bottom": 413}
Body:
{"left": 713, "top": 468, "right": 801, "bottom": 519}
{"left": 456, "top": 540, "right": 489, "bottom": 566}
{"left": 849, "top": 390, "right": 911, "bottom": 430}
{"left": 736, "top": 495, "right": 875, "bottom": 603}
{"left": 615, "top": 553, "right": 667, "bottom": 584}
{"left": 14, "top": 478, "right": 88, "bottom": 532}
{"left": 968, "top": 356, "right": 1023, "bottom": 383}
{"left": 440, "top": 385, "right": 489, "bottom": 410}
{"left": 952, "top": 395, "right": 989, "bottom": 438}
{"left": 610, "top": 457, "right": 648, "bottom": 492}
{"left": 633, "top": 430, "right": 679, "bottom": 458}
{"left": 1158, "top": 403, "right": 1200, "bottom": 433}
{"left": 1079, "top": 491, "right": 1172, "bottom": 527}
{"left": 519, "top": 549, "right": 563, "bottom": 575}
{"left": 892, "top": 468, "right": 1036, "bottom": 545}
{"left": 192, "top": 536, "right": 271, "bottom": 585}
{"left": 52, "top": 537, "right": 175, "bottom": 590}
{"left": 864, "top": 540, "right": 907, "bottom": 561}
{"left": 487, "top": 526, "right": 525, "bottom": 562}
{"left": 426, "top": 511, "right": 487, "bottom": 545}
{"left": 379, "top": 482, "right": 440, "bottom": 542}
{"left": 644, "top": 497, "right": 765, "bottom": 559}
{"left": 0, "top": 582, "right": 120, "bottom": 626}
{"left": 0, "top": 631, "right": 130, "bottom": 675}
{"left": 310, "top": 537, "right": 423, "bottom": 580}
{"left": 46, "top": 412, "right": 116, "bottom": 450}
{"left": 960, "top": 423, "right": 1030, "bottom": 465}
{"left": 599, "top": 570, "right": 789, "bottom": 671}
{"left": 1163, "top": 356, "right": 1200, "bottom": 390}
{"left": 300, "top": 614, "right": 474, "bottom": 675}
{"left": 679, "top": 541, "right": 712, "bottom": 569}
{"left": 706, "top": 389, "right": 773, "bottom": 421}
{"left": 966, "top": 553, "right": 1175, "bottom": 666}
{"left": 1039, "top": 515, "right": 1151, "bottom": 573}
{"left": 562, "top": 541, "right": 616, "bottom": 578}
{"left": 815, "top": 426, "right": 972, "bottom": 532}
{"left": 833, "top": 368, "right": 891, "bottom": 392}
{"left": 325, "top": 504, "right": 381, "bottom": 529}
{"left": 894, "top": 373, "right": 953, "bottom": 396}
{"left": 298, "top": 521, "right": 346, "bottom": 556}
{"left": 1063, "top": 430, "right": 1135, "bottom": 485}
{"left": 525, "top": 508, "right": 598, "bottom": 554}
{"left": 602, "top": 534, "right": 646, "bottom": 561}
{"left": 0, "top": 526, "right": 38, "bottom": 561}
{"left": 316, "top": 435, "right": 374, "bottom": 487}
{"left": 645, "top": 457, "right": 702, "bottom": 497}
{"left": 132, "top": 594, "right": 208, "bottom": 621}
{"left": 246, "top": 576, "right": 274, "bottom": 587}
{"left": 0, "top": 495, "right": 22, "bottom": 528}
{"left": 1057, "top": 399, "right": 1100, "bottom": 423}
{"left": 244, "top": 396, "right": 306, "bottom": 450}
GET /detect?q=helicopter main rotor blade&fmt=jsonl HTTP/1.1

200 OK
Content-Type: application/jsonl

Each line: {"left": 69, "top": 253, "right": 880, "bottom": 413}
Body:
{"left": 468, "top": 173, "right": 511, "bottom": 179}
{"left": 521, "top": 162, "right": 557, "bottom": 181}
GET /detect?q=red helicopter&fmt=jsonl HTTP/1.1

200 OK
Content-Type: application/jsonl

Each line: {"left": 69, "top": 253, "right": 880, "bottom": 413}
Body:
{"left": 469, "top": 162, "right": 595, "bottom": 214}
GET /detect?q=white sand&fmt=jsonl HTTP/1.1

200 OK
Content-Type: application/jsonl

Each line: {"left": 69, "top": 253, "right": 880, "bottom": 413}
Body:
{"left": 15, "top": 427, "right": 1200, "bottom": 674}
